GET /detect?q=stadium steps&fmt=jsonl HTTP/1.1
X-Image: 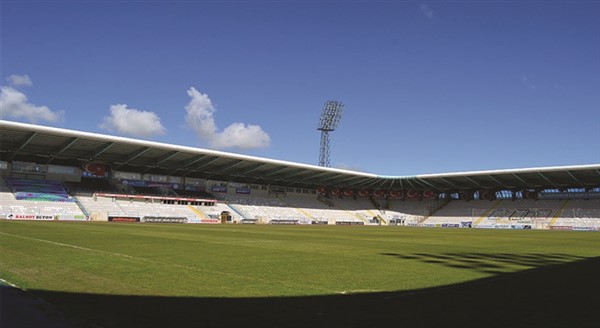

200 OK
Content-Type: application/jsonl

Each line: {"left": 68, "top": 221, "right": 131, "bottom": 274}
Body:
{"left": 275, "top": 195, "right": 314, "bottom": 221}
{"left": 332, "top": 203, "right": 369, "bottom": 224}
{"left": 187, "top": 205, "right": 208, "bottom": 219}
{"left": 548, "top": 200, "right": 570, "bottom": 227}
{"left": 421, "top": 199, "right": 451, "bottom": 222}
{"left": 473, "top": 200, "right": 503, "bottom": 227}
{"left": 367, "top": 197, "right": 389, "bottom": 223}
{"left": 365, "top": 209, "right": 387, "bottom": 225}
{"left": 369, "top": 196, "right": 387, "bottom": 210}
{"left": 226, "top": 204, "right": 250, "bottom": 221}
{"left": 72, "top": 196, "right": 90, "bottom": 217}
{"left": 114, "top": 201, "right": 129, "bottom": 216}
{"left": 221, "top": 203, "right": 246, "bottom": 221}
{"left": 317, "top": 195, "right": 335, "bottom": 207}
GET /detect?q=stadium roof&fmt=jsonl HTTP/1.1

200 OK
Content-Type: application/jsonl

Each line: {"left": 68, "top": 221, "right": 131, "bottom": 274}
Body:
{"left": 1, "top": 120, "right": 599, "bottom": 192}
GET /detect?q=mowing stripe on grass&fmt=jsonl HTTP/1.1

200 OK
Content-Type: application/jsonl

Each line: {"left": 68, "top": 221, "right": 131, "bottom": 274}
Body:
{"left": 0, "top": 231, "right": 334, "bottom": 294}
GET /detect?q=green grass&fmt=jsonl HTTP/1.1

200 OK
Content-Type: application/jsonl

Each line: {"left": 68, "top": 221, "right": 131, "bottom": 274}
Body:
{"left": 2, "top": 221, "right": 600, "bottom": 327}
{"left": 1, "top": 220, "right": 598, "bottom": 298}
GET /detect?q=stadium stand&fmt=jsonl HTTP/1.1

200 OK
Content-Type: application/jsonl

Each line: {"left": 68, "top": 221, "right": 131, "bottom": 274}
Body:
{"left": 413, "top": 199, "right": 600, "bottom": 230}
{"left": 550, "top": 199, "right": 600, "bottom": 230}
{"left": 173, "top": 188, "right": 215, "bottom": 199}
{"left": 66, "top": 177, "right": 116, "bottom": 195}
{"left": 382, "top": 199, "right": 441, "bottom": 225}
{"left": 226, "top": 195, "right": 310, "bottom": 224}
{"left": 420, "top": 200, "right": 488, "bottom": 227}
{"left": 76, "top": 191, "right": 223, "bottom": 223}
{"left": 0, "top": 177, "right": 86, "bottom": 219}
{"left": 77, "top": 194, "right": 127, "bottom": 217}
{"left": 1, "top": 120, "right": 599, "bottom": 230}
{"left": 6, "top": 178, "right": 73, "bottom": 202}
{"left": 280, "top": 194, "right": 365, "bottom": 224}
{"left": 2, "top": 173, "right": 600, "bottom": 229}
{"left": 473, "top": 200, "right": 560, "bottom": 229}
{"left": 328, "top": 196, "right": 384, "bottom": 224}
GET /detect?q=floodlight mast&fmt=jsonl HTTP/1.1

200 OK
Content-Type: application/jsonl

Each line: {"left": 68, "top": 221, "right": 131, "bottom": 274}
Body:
{"left": 317, "top": 100, "right": 344, "bottom": 167}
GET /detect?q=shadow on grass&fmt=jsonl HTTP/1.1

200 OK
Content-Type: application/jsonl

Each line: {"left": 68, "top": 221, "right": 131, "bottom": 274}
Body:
{"left": 2, "top": 255, "right": 599, "bottom": 328}
{"left": 381, "top": 252, "right": 588, "bottom": 274}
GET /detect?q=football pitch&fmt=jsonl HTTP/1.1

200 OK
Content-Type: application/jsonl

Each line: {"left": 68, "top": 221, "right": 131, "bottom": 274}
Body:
{"left": 1, "top": 221, "right": 599, "bottom": 327}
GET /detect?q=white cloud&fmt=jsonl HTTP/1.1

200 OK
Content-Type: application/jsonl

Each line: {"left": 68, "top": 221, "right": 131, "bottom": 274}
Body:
{"left": 6, "top": 74, "right": 33, "bottom": 87}
{"left": 100, "top": 104, "right": 166, "bottom": 138}
{"left": 213, "top": 122, "right": 271, "bottom": 149}
{"left": 0, "top": 86, "right": 64, "bottom": 123}
{"left": 420, "top": 4, "right": 434, "bottom": 19}
{"left": 185, "top": 87, "right": 270, "bottom": 150}
{"left": 184, "top": 87, "right": 218, "bottom": 140}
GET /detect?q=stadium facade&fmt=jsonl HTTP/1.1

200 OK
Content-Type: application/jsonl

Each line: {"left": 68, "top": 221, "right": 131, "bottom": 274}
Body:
{"left": 1, "top": 120, "right": 599, "bottom": 230}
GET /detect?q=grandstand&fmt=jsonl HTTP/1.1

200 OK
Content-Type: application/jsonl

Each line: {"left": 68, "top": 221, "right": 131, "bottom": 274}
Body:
{"left": 0, "top": 120, "right": 599, "bottom": 230}
{"left": 407, "top": 198, "right": 600, "bottom": 230}
{"left": 0, "top": 177, "right": 86, "bottom": 220}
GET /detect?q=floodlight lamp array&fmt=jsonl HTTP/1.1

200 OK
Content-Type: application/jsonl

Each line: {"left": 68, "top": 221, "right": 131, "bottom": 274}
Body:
{"left": 317, "top": 100, "right": 344, "bottom": 131}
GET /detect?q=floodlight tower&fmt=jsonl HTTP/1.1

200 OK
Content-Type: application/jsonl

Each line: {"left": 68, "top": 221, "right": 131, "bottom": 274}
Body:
{"left": 317, "top": 100, "right": 344, "bottom": 167}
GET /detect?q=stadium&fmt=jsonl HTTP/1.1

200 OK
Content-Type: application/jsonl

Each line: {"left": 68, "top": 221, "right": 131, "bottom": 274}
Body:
{"left": 1, "top": 119, "right": 599, "bottom": 328}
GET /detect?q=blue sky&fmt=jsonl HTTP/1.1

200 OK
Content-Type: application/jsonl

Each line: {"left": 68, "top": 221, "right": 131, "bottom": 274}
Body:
{"left": 1, "top": 0, "right": 599, "bottom": 176}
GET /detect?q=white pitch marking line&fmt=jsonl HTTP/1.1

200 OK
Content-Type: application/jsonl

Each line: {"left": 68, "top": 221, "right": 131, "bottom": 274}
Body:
{"left": 0, "top": 231, "right": 333, "bottom": 294}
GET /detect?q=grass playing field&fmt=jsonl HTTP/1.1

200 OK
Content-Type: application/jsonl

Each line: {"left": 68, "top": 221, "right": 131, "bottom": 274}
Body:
{"left": 1, "top": 220, "right": 599, "bottom": 327}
